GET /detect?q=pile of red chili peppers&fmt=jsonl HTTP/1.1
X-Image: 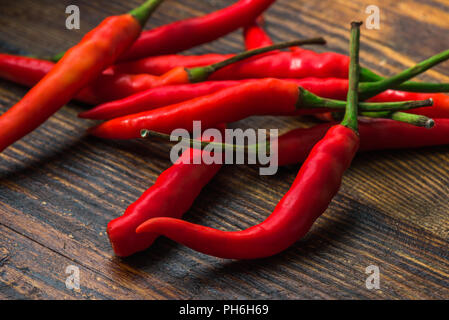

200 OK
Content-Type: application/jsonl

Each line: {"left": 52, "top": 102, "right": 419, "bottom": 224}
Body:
{"left": 2, "top": 0, "right": 449, "bottom": 260}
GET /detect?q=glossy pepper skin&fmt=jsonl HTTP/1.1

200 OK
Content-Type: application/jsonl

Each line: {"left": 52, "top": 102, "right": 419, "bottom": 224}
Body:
{"left": 88, "top": 78, "right": 306, "bottom": 139}
{"left": 112, "top": 118, "right": 449, "bottom": 256}
{"left": 118, "top": 0, "right": 275, "bottom": 61}
{"left": 136, "top": 125, "right": 359, "bottom": 259}
{"left": 3, "top": 54, "right": 399, "bottom": 118}
{"left": 107, "top": 125, "right": 224, "bottom": 257}
{"left": 83, "top": 77, "right": 447, "bottom": 121}
{"left": 79, "top": 77, "right": 348, "bottom": 120}
{"left": 0, "top": 54, "right": 179, "bottom": 104}
{"left": 208, "top": 49, "right": 350, "bottom": 80}
{"left": 110, "top": 49, "right": 349, "bottom": 80}
{"left": 0, "top": 0, "right": 163, "bottom": 152}
{"left": 80, "top": 80, "right": 247, "bottom": 119}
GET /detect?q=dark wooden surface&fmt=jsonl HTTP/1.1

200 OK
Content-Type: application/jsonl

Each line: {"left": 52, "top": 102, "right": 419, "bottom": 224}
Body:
{"left": 0, "top": 0, "right": 448, "bottom": 299}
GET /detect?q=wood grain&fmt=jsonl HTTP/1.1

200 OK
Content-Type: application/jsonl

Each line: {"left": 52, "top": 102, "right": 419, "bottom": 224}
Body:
{"left": 0, "top": 0, "right": 448, "bottom": 299}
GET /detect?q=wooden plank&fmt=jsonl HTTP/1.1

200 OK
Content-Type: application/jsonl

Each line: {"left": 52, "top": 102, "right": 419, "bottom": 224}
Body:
{"left": 0, "top": 0, "right": 448, "bottom": 299}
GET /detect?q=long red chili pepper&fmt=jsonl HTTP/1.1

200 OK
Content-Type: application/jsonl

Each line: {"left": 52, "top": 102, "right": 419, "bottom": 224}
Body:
{"left": 100, "top": 48, "right": 348, "bottom": 80}
{"left": 112, "top": 39, "right": 326, "bottom": 89}
{"left": 117, "top": 0, "right": 276, "bottom": 61}
{"left": 88, "top": 78, "right": 432, "bottom": 140}
{"left": 108, "top": 125, "right": 225, "bottom": 257}
{"left": 277, "top": 118, "right": 449, "bottom": 166}
{"left": 135, "top": 125, "right": 358, "bottom": 259}
{"left": 49, "top": 0, "right": 275, "bottom": 62}
{"left": 80, "top": 77, "right": 449, "bottom": 121}
{"left": 83, "top": 42, "right": 449, "bottom": 121}
{"left": 0, "top": 0, "right": 163, "bottom": 152}
{"left": 78, "top": 77, "right": 350, "bottom": 120}
{"left": 134, "top": 22, "right": 363, "bottom": 259}
{"left": 109, "top": 13, "right": 274, "bottom": 76}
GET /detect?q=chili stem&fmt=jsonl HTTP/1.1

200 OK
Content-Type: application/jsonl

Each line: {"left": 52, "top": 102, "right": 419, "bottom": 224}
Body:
{"left": 140, "top": 129, "right": 269, "bottom": 154}
{"left": 186, "top": 38, "right": 326, "bottom": 82}
{"left": 360, "top": 111, "right": 435, "bottom": 128}
{"left": 48, "top": 0, "right": 164, "bottom": 62}
{"left": 360, "top": 49, "right": 449, "bottom": 99}
{"left": 129, "top": 0, "right": 165, "bottom": 27}
{"left": 360, "top": 67, "right": 449, "bottom": 93}
{"left": 300, "top": 88, "right": 433, "bottom": 112}
{"left": 341, "top": 21, "right": 362, "bottom": 131}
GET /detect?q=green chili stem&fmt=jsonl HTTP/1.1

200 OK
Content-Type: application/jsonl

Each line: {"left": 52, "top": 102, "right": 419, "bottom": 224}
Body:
{"left": 360, "top": 111, "right": 434, "bottom": 128}
{"left": 300, "top": 88, "right": 433, "bottom": 112}
{"left": 186, "top": 38, "right": 326, "bottom": 82}
{"left": 129, "top": 0, "right": 164, "bottom": 27}
{"left": 360, "top": 48, "right": 449, "bottom": 99}
{"left": 360, "top": 67, "right": 449, "bottom": 93}
{"left": 140, "top": 129, "right": 269, "bottom": 154}
{"left": 47, "top": 0, "right": 164, "bottom": 62}
{"left": 341, "top": 21, "right": 362, "bottom": 131}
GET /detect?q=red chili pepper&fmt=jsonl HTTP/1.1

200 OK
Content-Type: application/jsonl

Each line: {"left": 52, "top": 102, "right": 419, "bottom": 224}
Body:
{"left": 243, "top": 15, "right": 300, "bottom": 52}
{"left": 0, "top": 54, "right": 56, "bottom": 88}
{"left": 80, "top": 80, "right": 247, "bottom": 119}
{"left": 277, "top": 118, "right": 449, "bottom": 166}
{"left": 116, "top": 39, "right": 325, "bottom": 89}
{"left": 108, "top": 125, "right": 225, "bottom": 257}
{"left": 88, "top": 78, "right": 433, "bottom": 140}
{"left": 0, "top": 0, "right": 163, "bottom": 152}
{"left": 208, "top": 50, "right": 350, "bottom": 80}
{"left": 105, "top": 48, "right": 347, "bottom": 79}
{"left": 88, "top": 78, "right": 301, "bottom": 139}
{"left": 79, "top": 77, "right": 348, "bottom": 120}
{"left": 135, "top": 124, "right": 359, "bottom": 259}
{"left": 0, "top": 54, "right": 173, "bottom": 104}
{"left": 243, "top": 16, "right": 273, "bottom": 50}
{"left": 133, "top": 21, "right": 363, "bottom": 260}
{"left": 117, "top": 0, "right": 276, "bottom": 61}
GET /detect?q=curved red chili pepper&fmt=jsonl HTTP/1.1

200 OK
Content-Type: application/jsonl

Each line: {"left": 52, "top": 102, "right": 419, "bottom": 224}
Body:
{"left": 133, "top": 20, "right": 364, "bottom": 260}
{"left": 135, "top": 125, "right": 359, "bottom": 259}
{"left": 0, "top": 0, "right": 163, "bottom": 152}
{"left": 109, "top": 117, "right": 449, "bottom": 257}
{"left": 108, "top": 125, "right": 225, "bottom": 257}
{"left": 118, "top": 0, "right": 276, "bottom": 61}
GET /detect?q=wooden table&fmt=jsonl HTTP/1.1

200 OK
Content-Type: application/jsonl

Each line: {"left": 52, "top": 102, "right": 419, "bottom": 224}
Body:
{"left": 0, "top": 0, "right": 448, "bottom": 300}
